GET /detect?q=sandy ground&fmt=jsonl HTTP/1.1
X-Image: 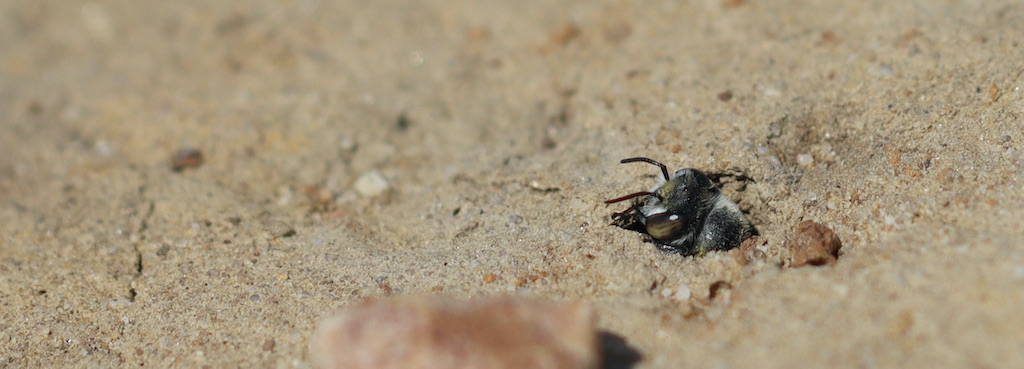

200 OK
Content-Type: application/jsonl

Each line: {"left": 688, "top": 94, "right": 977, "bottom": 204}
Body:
{"left": 1, "top": 0, "right": 1022, "bottom": 368}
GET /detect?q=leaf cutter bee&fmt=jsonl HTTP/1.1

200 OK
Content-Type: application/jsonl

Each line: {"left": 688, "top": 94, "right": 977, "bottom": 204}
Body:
{"left": 604, "top": 157, "right": 757, "bottom": 256}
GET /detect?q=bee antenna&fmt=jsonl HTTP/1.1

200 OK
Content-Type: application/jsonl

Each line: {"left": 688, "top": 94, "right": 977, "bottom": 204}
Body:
{"left": 620, "top": 157, "right": 670, "bottom": 181}
{"left": 604, "top": 191, "right": 662, "bottom": 204}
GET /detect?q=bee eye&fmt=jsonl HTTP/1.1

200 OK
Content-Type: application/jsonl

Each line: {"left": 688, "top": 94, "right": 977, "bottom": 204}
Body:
{"left": 645, "top": 213, "right": 684, "bottom": 241}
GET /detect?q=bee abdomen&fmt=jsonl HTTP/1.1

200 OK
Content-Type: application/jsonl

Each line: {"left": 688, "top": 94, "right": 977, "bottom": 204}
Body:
{"left": 695, "top": 195, "right": 756, "bottom": 253}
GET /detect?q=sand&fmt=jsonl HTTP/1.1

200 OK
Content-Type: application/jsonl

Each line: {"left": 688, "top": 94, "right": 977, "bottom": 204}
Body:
{"left": 1, "top": 0, "right": 1022, "bottom": 367}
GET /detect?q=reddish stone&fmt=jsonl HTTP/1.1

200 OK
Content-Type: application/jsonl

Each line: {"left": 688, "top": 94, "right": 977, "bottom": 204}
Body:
{"left": 787, "top": 220, "right": 843, "bottom": 267}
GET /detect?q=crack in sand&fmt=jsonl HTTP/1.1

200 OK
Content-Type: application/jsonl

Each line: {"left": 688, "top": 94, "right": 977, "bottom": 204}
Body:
{"left": 128, "top": 200, "right": 155, "bottom": 302}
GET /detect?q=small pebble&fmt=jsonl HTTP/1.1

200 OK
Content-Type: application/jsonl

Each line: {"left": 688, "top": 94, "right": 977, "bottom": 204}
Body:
{"left": 796, "top": 153, "right": 814, "bottom": 166}
{"left": 660, "top": 288, "right": 673, "bottom": 298}
{"left": 263, "top": 221, "right": 296, "bottom": 239}
{"left": 709, "top": 281, "right": 732, "bottom": 301}
{"left": 170, "top": 148, "right": 204, "bottom": 171}
{"left": 354, "top": 171, "right": 389, "bottom": 197}
{"left": 311, "top": 295, "right": 599, "bottom": 369}
{"left": 877, "top": 64, "right": 894, "bottom": 77}
{"left": 717, "top": 90, "right": 734, "bottom": 102}
{"left": 675, "top": 285, "right": 691, "bottom": 301}
{"left": 988, "top": 83, "right": 1000, "bottom": 102}
{"left": 787, "top": 220, "right": 843, "bottom": 267}
{"left": 108, "top": 298, "right": 132, "bottom": 308}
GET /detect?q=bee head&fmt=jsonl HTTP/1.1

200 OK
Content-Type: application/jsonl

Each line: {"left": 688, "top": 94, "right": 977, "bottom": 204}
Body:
{"left": 604, "top": 158, "right": 717, "bottom": 245}
{"left": 646, "top": 169, "right": 716, "bottom": 241}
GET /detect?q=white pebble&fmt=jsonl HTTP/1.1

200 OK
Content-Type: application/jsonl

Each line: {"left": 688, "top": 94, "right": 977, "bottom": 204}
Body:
{"left": 108, "top": 298, "right": 132, "bottom": 308}
{"left": 354, "top": 171, "right": 389, "bottom": 197}
{"left": 797, "top": 154, "right": 814, "bottom": 166}
{"left": 676, "top": 285, "right": 691, "bottom": 300}
{"left": 660, "top": 288, "right": 673, "bottom": 298}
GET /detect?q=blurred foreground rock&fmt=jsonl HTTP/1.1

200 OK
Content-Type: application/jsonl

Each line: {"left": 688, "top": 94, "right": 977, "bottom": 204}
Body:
{"left": 310, "top": 295, "right": 600, "bottom": 369}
